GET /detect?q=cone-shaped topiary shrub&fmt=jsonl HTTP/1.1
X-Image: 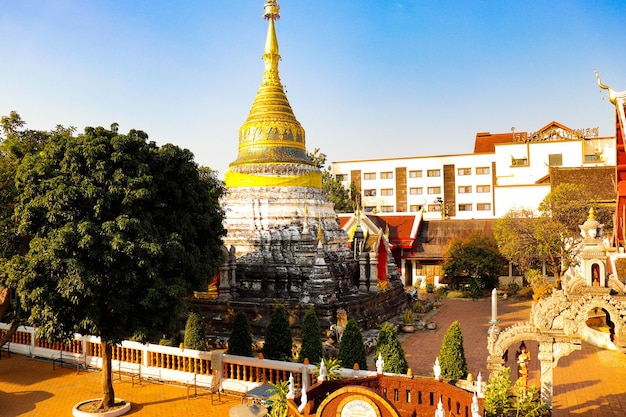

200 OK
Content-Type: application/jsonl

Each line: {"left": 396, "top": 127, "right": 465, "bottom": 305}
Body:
{"left": 184, "top": 311, "right": 207, "bottom": 351}
{"left": 298, "top": 306, "right": 323, "bottom": 363}
{"left": 375, "top": 322, "right": 408, "bottom": 374}
{"left": 227, "top": 311, "right": 253, "bottom": 357}
{"left": 263, "top": 304, "right": 293, "bottom": 361}
{"left": 338, "top": 319, "right": 367, "bottom": 370}
{"left": 438, "top": 320, "right": 468, "bottom": 379}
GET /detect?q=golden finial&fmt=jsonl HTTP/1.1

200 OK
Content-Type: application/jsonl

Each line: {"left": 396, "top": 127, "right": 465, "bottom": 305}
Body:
{"left": 385, "top": 223, "right": 389, "bottom": 238}
{"left": 588, "top": 207, "right": 596, "bottom": 221}
{"left": 263, "top": 1, "right": 280, "bottom": 20}
{"left": 317, "top": 221, "right": 324, "bottom": 243}
{"left": 595, "top": 69, "right": 617, "bottom": 104}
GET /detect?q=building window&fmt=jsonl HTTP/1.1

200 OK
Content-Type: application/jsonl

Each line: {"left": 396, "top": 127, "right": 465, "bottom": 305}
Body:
{"left": 409, "top": 205, "right": 423, "bottom": 212}
{"left": 476, "top": 166, "right": 490, "bottom": 175}
{"left": 381, "top": 171, "right": 393, "bottom": 179}
{"left": 429, "top": 392, "right": 434, "bottom": 406}
{"left": 458, "top": 185, "right": 472, "bottom": 194}
{"left": 457, "top": 167, "right": 471, "bottom": 176}
{"left": 427, "top": 169, "right": 441, "bottom": 177}
{"left": 427, "top": 186, "right": 441, "bottom": 194}
{"left": 364, "top": 172, "right": 376, "bottom": 180}
{"left": 394, "top": 389, "right": 399, "bottom": 401}
{"left": 477, "top": 203, "right": 491, "bottom": 211}
{"left": 335, "top": 174, "right": 346, "bottom": 181}
{"left": 406, "top": 390, "right": 411, "bottom": 402}
{"left": 381, "top": 205, "right": 394, "bottom": 212}
{"left": 364, "top": 206, "right": 375, "bottom": 212}
{"left": 381, "top": 188, "right": 393, "bottom": 196}
{"left": 476, "top": 185, "right": 491, "bottom": 193}
{"left": 511, "top": 157, "right": 528, "bottom": 166}
{"left": 409, "top": 170, "right": 423, "bottom": 178}
{"left": 409, "top": 187, "right": 423, "bottom": 195}
{"left": 458, "top": 203, "right": 472, "bottom": 211}
{"left": 585, "top": 154, "right": 600, "bottom": 162}
{"left": 549, "top": 153, "right": 563, "bottom": 166}
{"left": 364, "top": 189, "right": 377, "bottom": 197}
{"left": 428, "top": 204, "right": 442, "bottom": 212}
{"left": 418, "top": 391, "right": 423, "bottom": 404}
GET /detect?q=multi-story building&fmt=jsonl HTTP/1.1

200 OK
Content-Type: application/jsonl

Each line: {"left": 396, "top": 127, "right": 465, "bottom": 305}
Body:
{"left": 332, "top": 121, "right": 615, "bottom": 219}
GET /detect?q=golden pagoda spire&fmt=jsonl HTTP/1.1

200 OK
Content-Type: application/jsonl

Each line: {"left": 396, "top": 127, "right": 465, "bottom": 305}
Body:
{"left": 225, "top": 1, "right": 321, "bottom": 189}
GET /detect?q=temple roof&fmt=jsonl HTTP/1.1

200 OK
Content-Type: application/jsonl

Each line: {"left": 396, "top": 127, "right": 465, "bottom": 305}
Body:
{"left": 411, "top": 219, "right": 497, "bottom": 260}
{"left": 338, "top": 212, "right": 421, "bottom": 250}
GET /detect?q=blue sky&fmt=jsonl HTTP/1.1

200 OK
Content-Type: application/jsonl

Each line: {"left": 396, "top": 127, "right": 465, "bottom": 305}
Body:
{"left": 2, "top": 1, "right": 625, "bottom": 177}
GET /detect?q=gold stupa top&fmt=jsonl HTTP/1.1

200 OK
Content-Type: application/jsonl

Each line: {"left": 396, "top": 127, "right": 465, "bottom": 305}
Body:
{"left": 225, "top": 1, "right": 320, "bottom": 188}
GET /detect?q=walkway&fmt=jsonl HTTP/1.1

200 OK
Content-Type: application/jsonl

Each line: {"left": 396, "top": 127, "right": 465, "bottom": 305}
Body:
{"left": 402, "top": 296, "right": 626, "bottom": 417}
{"left": 1, "top": 297, "right": 626, "bottom": 416}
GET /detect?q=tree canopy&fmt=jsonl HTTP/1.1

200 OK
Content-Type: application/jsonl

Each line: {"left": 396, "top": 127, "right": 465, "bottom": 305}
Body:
{"left": 308, "top": 148, "right": 356, "bottom": 213}
{"left": 263, "top": 304, "right": 293, "bottom": 361}
{"left": 227, "top": 311, "right": 253, "bottom": 357}
{"left": 338, "top": 319, "right": 367, "bottom": 370}
{"left": 374, "top": 322, "right": 408, "bottom": 374}
{"left": 438, "top": 321, "right": 467, "bottom": 380}
{"left": 1, "top": 122, "right": 226, "bottom": 408}
{"left": 443, "top": 230, "right": 505, "bottom": 293}
{"left": 298, "top": 305, "right": 323, "bottom": 363}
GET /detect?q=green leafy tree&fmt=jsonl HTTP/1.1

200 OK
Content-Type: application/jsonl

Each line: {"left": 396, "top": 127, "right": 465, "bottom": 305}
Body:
{"left": 263, "top": 304, "right": 293, "bottom": 361}
{"left": 184, "top": 311, "right": 207, "bottom": 351}
{"left": 495, "top": 209, "right": 577, "bottom": 289}
{"left": 495, "top": 184, "right": 612, "bottom": 290}
{"left": 227, "top": 311, "right": 253, "bottom": 357}
{"left": 483, "top": 367, "right": 513, "bottom": 416}
{"left": 338, "top": 319, "right": 367, "bottom": 370}
{"left": 374, "top": 322, "right": 408, "bottom": 374}
{"left": 538, "top": 182, "right": 612, "bottom": 235}
{"left": 0, "top": 113, "right": 55, "bottom": 348}
{"left": 484, "top": 367, "right": 547, "bottom": 417}
{"left": 493, "top": 208, "right": 540, "bottom": 275}
{"left": 298, "top": 306, "right": 323, "bottom": 363}
{"left": 438, "top": 321, "right": 467, "bottom": 379}
{"left": 308, "top": 148, "right": 356, "bottom": 213}
{"left": 3, "top": 124, "right": 226, "bottom": 410}
{"left": 443, "top": 230, "right": 506, "bottom": 293}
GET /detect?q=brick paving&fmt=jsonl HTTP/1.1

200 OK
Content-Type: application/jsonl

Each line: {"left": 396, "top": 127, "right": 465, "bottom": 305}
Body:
{"left": 1, "top": 296, "right": 625, "bottom": 416}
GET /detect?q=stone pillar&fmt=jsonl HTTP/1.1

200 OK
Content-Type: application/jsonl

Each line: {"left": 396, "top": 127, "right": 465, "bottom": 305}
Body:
{"left": 359, "top": 252, "right": 369, "bottom": 292}
{"left": 369, "top": 253, "right": 379, "bottom": 293}
{"left": 218, "top": 264, "right": 231, "bottom": 300}
{"left": 537, "top": 340, "right": 554, "bottom": 408}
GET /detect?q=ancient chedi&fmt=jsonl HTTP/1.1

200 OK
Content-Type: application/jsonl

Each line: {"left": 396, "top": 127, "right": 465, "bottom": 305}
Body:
{"left": 192, "top": 1, "right": 406, "bottom": 334}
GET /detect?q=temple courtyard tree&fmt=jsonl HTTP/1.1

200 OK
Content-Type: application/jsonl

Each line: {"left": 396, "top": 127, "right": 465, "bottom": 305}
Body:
{"left": 438, "top": 321, "right": 467, "bottom": 380}
{"left": 495, "top": 183, "right": 613, "bottom": 289}
{"left": 443, "top": 230, "right": 505, "bottom": 295}
{"left": 298, "top": 305, "right": 323, "bottom": 363}
{"left": 2, "top": 124, "right": 226, "bottom": 410}
{"left": 227, "top": 311, "right": 253, "bottom": 357}
{"left": 184, "top": 311, "right": 208, "bottom": 351}
{"left": 263, "top": 304, "right": 293, "bottom": 361}
{"left": 374, "top": 322, "right": 408, "bottom": 374}
{"left": 338, "top": 319, "right": 367, "bottom": 370}
{"left": 308, "top": 148, "right": 357, "bottom": 213}
{"left": 0, "top": 112, "right": 54, "bottom": 348}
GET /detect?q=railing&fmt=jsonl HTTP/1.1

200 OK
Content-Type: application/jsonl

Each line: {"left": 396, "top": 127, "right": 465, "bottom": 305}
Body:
{"left": 0, "top": 322, "right": 377, "bottom": 394}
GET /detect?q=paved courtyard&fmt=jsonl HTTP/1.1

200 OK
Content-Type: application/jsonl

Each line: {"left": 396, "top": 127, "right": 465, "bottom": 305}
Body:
{"left": 1, "top": 297, "right": 625, "bottom": 416}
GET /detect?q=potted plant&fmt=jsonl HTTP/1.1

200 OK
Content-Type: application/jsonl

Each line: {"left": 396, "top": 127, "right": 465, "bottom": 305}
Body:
{"left": 401, "top": 309, "right": 415, "bottom": 333}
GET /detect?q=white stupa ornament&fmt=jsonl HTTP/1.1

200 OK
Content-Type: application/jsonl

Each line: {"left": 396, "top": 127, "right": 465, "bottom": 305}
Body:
{"left": 433, "top": 356, "right": 441, "bottom": 380}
